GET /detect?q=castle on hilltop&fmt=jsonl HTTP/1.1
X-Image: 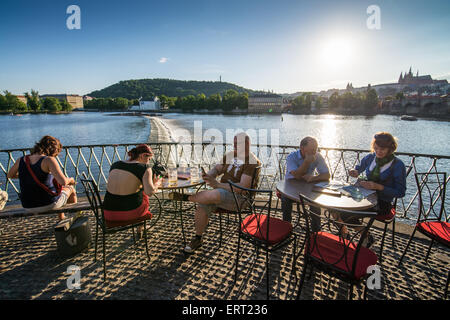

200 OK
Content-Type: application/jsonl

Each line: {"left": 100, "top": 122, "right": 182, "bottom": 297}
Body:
{"left": 398, "top": 67, "right": 448, "bottom": 86}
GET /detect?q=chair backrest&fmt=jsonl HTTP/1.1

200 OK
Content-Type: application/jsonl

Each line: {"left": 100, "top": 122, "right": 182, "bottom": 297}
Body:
{"left": 298, "top": 194, "right": 377, "bottom": 278}
{"left": 414, "top": 172, "right": 447, "bottom": 223}
{"left": 248, "top": 165, "right": 262, "bottom": 199}
{"left": 80, "top": 172, "right": 106, "bottom": 230}
{"left": 250, "top": 165, "right": 262, "bottom": 189}
{"left": 393, "top": 164, "right": 413, "bottom": 209}
{"left": 228, "top": 180, "right": 274, "bottom": 244}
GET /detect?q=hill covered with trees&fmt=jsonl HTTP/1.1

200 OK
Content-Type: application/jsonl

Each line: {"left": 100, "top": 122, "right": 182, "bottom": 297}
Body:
{"left": 88, "top": 78, "right": 258, "bottom": 100}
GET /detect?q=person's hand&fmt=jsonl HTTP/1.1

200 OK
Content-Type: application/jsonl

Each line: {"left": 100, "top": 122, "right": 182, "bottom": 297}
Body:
{"left": 302, "top": 174, "right": 316, "bottom": 183}
{"left": 203, "top": 174, "right": 218, "bottom": 188}
{"left": 153, "top": 175, "right": 163, "bottom": 189}
{"left": 304, "top": 153, "right": 317, "bottom": 164}
{"left": 348, "top": 169, "right": 359, "bottom": 178}
{"left": 68, "top": 177, "right": 76, "bottom": 185}
{"left": 359, "top": 180, "right": 383, "bottom": 191}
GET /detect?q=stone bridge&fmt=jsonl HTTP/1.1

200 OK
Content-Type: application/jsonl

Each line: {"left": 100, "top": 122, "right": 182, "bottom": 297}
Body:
{"left": 386, "top": 95, "right": 450, "bottom": 116}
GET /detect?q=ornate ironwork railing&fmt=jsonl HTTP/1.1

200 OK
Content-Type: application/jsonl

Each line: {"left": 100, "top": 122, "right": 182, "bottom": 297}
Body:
{"left": 1, "top": 142, "right": 449, "bottom": 224}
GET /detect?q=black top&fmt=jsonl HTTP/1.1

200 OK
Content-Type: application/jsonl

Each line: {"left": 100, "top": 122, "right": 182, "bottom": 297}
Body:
{"left": 18, "top": 157, "right": 60, "bottom": 208}
{"left": 102, "top": 161, "right": 150, "bottom": 211}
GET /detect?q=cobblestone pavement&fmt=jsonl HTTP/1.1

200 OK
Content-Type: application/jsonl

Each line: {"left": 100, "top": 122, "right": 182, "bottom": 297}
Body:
{"left": 0, "top": 200, "right": 448, "bottom": 300}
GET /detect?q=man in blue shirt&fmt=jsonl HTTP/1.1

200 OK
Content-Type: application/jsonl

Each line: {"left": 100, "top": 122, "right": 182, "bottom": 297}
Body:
{"left": 282, "top": 137, "right": 330, "bottom": 232}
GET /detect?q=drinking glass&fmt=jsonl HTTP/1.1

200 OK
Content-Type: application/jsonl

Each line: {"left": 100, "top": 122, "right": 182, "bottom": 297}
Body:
{"left": 190, "top": 166, "right": 199, "bottom": 184}
{"left": 168, "top": 167, "right": 178, "bottom": 186}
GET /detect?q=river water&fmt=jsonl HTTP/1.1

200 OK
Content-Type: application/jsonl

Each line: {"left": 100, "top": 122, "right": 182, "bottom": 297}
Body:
{"left": 0, "top": 112, "right": 150, "bottom": 150}
{"left": 1, "top": 112, "right": 448, "bottom": 223}
{"left": 1, "top": 112, "right": 448, "bottom": 155}
{"left": 162, "top": 113, "right": 450, "bottom": 156}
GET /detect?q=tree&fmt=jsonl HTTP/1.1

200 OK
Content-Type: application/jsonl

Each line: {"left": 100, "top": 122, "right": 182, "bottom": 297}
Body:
{"left": 60, "top": 99, "right": 73, "bottom": 112}
{"left": 196, "top": 93, "right": 206, "bottom": 109}
{"left": 222, "top": 89, "right": 239, "bottom": 111}
{"left": 206, "top": 93, "right": 221, "bottom": 110}
{"left": 24, "top": 89, "right": 41, "bottom": 111}
{"left": 395, "top": 92, "right": 405, "bottom": 101}
{"left": 3, "top": 91, "right": 27, "bottom": 112}
{"left": 0, "top": 93, "right": 7, "bottom": 111}
{"left": 292, "top": 95, "right": 305, "bottom": 113}
{"left": 329, "top": 92, "right": 340, "bottom": 110}
{"left": 364, "top": 88, "right": 379, "bottom": 112}
{"left": 184, "top": 95, "right": 196, "bottom": 111}
{"left": 113, "top": 97, "right": 129, "bottom": 110}
{"left": 302, "top": 92, "right": 312, "bottom": 112}
{"left": 42, "top": 97, "right": 61, "bottom": 112}
{"left": 237, "top": 92, "right": 248, "bottom": 110}
{"left": 341, "top": 91, "right": 355, "bottom": 110}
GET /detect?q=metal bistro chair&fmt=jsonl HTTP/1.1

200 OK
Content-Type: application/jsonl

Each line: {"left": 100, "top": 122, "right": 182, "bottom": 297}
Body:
{"left": 399, "top": 172, "right": 449, "bottom": 298}
{"left": 229, "top": 180, "right": 297, "bottom": 300}
{"left": 375, "top": 165, "right": 413, "bottom": 262}
{"left": 80, "top": 173, "right": 161, "bottom": 281}
{"left": 215, "top": 165, "right": 261, "bottom": 248}
{"left": 296, "top": 194, "right": 378, "bottom": 300}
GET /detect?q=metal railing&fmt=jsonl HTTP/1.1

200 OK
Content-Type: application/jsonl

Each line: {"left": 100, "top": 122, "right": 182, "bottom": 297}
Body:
{"left": 1, "top": 142, "right": 449, "bottom": 223}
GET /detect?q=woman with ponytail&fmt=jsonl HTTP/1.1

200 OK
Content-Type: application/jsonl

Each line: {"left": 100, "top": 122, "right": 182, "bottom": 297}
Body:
{"left": 7, "top": 135, "right": 77, "bottom": 220}
{"left": 102, "top": 144, "right": 162, "bottom": 228}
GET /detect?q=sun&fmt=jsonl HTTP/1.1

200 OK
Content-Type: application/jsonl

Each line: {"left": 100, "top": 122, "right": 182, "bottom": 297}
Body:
{"left": 319, "top": 37, "right": 354, "bottom": 68}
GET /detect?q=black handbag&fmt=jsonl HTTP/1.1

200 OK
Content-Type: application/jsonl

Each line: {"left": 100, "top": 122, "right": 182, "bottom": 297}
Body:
{"left": 54, "top": 213, "right": 91, "bottom": 256}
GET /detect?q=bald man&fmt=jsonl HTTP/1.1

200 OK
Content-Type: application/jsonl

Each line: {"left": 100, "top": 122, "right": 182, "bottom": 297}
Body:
{"left": 169, "top": 132, "right": 261, "bottom": 254}
{"left": 282, "top": 136, "right": 330, "bottom": 231}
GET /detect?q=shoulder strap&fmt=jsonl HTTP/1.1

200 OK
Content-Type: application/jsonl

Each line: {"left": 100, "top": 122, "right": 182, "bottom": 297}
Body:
{"left": 24, "top": 155, "right": 62, "bottom": 197}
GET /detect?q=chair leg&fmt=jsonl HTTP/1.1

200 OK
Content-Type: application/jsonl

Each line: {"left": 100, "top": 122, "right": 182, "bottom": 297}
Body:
{"left": 391, "top": 218, "right": 396, "bottom": 248}
{"left": 266, "top": 250, "right": 270, "bottom": 300}
{"left": 363, "top": 283, "right": 368, "bottom": 300}
{"left": 291, "top": 237, "right": 297, "bottom": 275}
{"left": 296, "top": 258, "right": 309, "bottom": 300}
{"left": 348, "top": 284, "right": 354, "bottom": 300}
{"left": 379, "top": 223, "right": 388, "bottom": 262}
{"left": 102, "top": 232, "right": 107, "bottom": 281}
{"left": 143, "top": 222, "right": 150, "bottom": 261}
{"left": 445, "top": 270, "right": 449, "bottom": 299}
{"left": 219, "top": 214, "right": 223, "bottom": 249}
{"left": 398, "top": 227, "right": 418, "bottom": 266}
{"left": 234, "top": 235, "right": 241, "bottom": 283}
{"left": 94, "top": 224, "right": 99, "bottom": 262}
{"left": 424, "top": 239, "right": 434, "bottom": 263}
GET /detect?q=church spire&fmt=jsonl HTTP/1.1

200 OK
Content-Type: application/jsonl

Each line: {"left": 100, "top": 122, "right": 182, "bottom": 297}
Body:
{"left": 399, "top": 72, "right": 403, "bottom": 83}
{"left": 409, "top": 66, "right": 412, "bottom": 76}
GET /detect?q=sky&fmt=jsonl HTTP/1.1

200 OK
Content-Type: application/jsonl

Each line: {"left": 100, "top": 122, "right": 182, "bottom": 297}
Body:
{"left": 0, "top": 0, "right": 449, "bottom": 95}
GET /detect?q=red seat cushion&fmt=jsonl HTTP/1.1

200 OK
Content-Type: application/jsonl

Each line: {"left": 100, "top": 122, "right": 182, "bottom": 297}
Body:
{"left": 105, "top": 213, "right": 152, "bottom": 229}
{"left": 241, "top": 214, "right": 293, "bottom": 245}
{"left": 376, "top": 207, "right": 396, "bottom": 222}
{"left": 306, "top": 232, "right": 378, "bottom": 280}
{"left": 417, "top": 221, "right": 450, "bottom": 247}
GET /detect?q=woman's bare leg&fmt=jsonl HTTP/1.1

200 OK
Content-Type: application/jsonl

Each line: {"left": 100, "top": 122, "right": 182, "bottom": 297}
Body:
{"left": 67, "top": 186, "right": 77, "bottom": 204}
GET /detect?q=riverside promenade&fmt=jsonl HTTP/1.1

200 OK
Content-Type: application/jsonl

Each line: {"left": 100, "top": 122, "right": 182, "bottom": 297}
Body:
{"left": 0, "top": 202, "right": 449, "bottom": 300}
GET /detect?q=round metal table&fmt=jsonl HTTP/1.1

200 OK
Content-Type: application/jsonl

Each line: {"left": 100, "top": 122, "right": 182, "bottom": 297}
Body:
{"left": 276, "top": 179, "right": 377, "bottom": 210}
{"left": 160, "top": 177, "right": 205, "bottom": 247}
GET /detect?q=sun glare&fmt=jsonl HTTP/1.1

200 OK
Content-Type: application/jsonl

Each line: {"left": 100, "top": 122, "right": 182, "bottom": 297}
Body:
{"left": 319, "top": 37, "right": 354, "bottom": 68}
